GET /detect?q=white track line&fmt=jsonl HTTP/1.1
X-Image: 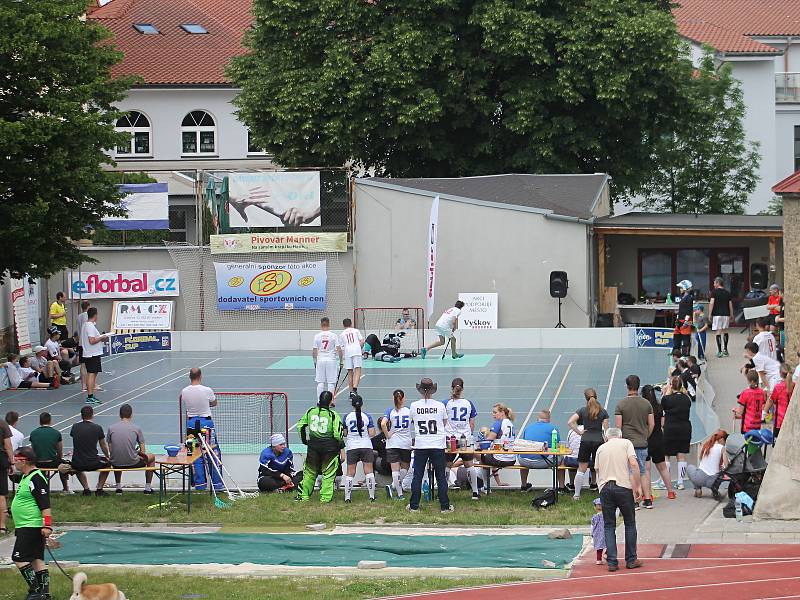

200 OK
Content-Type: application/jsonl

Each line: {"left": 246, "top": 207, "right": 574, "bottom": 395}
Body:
{"left": 604, "top": 353, "right": 620, "bottom": 409}
{"left": 548, "top": 363, "right": 572, "bottom": 413}
{"left": 517, "top": 354, "right": 561, "bottom": 433}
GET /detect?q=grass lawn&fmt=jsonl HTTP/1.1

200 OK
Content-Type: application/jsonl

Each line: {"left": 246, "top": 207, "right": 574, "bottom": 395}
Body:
{"left": 0, "top": 569, "right": 522, "bottom": 600}
{"left": 34, "top": 488, "right": 595, "bottom": 528}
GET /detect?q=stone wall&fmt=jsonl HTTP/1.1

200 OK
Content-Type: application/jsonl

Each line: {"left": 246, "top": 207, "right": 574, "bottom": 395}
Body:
{"left": 783, "top": 194, "right": 800, "bottom": 360}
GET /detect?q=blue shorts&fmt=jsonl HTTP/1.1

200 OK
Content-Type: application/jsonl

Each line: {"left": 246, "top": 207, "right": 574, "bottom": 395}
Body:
{"left": 634, "top": 447, "right": 648, "bottom": 475}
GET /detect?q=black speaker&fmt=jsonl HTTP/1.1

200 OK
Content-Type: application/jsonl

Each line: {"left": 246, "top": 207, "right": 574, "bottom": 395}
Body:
{"left": 549, "top": 271, "right": 568, "bottom": 298}
{"left": 750, "top": 262, "right": 768, "bottom": 290}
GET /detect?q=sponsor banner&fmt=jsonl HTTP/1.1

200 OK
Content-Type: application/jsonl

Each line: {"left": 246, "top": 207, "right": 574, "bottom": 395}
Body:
{"left": 104, "top": 183, "right": 169, "bottom": 230}
{"left": 426, "top": 195, "right": 439, "bottom": 323}
{"left": 112, "top": 301, "right": 174, "bottom": 331}
{"left": 209, "top": 232, "right": 347, "bottom": 254}
{"left": 10, "top": 279, "right": 32, "bottom": 353}
{"left": 458, "top": 293, "right": 498, "bottom": 329}
{"left": 69, "top": 270, "right": 180, "bottom": 299}
{"left": 111, "top": 331, "right": 172, "bottom": 354}
{"left": 214, "top": 261, "right": 327, "bottom": 311}
{"left": 228, "top": 172, "right": 321, "bottom": 228}
{"left": 25, "top": 280, "right": 41, "bottom": 345}
{"left": 635, "top": 327, "right": 674, "bottom": 348}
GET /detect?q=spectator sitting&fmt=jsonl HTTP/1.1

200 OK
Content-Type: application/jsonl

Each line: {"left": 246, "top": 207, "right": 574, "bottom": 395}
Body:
{"left": 107, "top": 403, "right": 155, "bottom": 495}
{"left": 518, "top": 409, "right": 566, "bottom": 491}
{"left": 395, "top": 308, "right": 417, "bottom": 331}
{"left": 564, "top": 426, "right": 593, "bottom": 491}
{"left": 3, "top": 355, "right": 51, "bottom": 390}
{"left": 687, "top": 356, "right": 701, "bottom": 381}
{"left": 257, "top": 434, "right": 301, "bottom": 492}
{"left": 45, "top": 326, "right": 77, "bottom": 383}
{"left": 765, "top": 363, "right": 791, "bottom": 440}
{"left": 69, "top": 405, "right": 111, "bottom": 496}
{"left": 687, "top": 429, "right": 728, "bottom": 499}
{"left": 5, "top": 411, "right": 24, "bottom": 452}
{"left": 28, "top": 345, "right": 64, "bottom": 387}
{"left": 29, "top": 412, "right": 72, "bottom": 493}
{"left": 481, "top": 403, "right": 516, "bottom": 488}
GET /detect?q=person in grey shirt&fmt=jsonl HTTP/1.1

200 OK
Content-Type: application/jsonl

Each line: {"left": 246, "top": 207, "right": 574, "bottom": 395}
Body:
{"left": 107, "top": 404, "right": 155, "bottom": 494}
{"left": 76, "top": 300, "right": 91, "bottom": 390}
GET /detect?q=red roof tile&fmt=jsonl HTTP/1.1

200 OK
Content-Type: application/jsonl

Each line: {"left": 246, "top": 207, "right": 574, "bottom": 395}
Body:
{"left": 676, "top": 19, "right": 782, "bottom": 53}
{"left": 88, "top": 0, "right": 252, "bottom": 85}
{"left": 674, "top": 0, "right": 800, "bottom": 37}
{"left": 773, "top": 171, "right": 800, "bottom": 193}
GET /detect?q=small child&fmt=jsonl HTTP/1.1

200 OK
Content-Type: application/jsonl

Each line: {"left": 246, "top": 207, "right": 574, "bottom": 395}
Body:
{"left": 591, "top": 498, "right": 606, "bottom": 565}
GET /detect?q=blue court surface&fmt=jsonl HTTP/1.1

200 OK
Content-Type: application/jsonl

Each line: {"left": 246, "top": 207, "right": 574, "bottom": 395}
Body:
{"left": 0, "top": 347, "right": 705, "bottom": 452}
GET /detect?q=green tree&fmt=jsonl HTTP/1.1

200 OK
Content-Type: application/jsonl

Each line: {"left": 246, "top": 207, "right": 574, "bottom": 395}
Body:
{"left": 230, "top": 0, "right": 690, "bottom": 196}
{"left": 0, "top": 0, "right": 132, "bottom": 282}
{"left": 759, "top": 196, "right": 783, "bottom": 216}
{"left": 631, "top": 52, "right": 759, "bottom": 214}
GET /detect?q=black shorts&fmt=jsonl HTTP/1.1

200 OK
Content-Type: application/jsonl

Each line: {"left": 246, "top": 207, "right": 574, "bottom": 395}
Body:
{"left": 12, "top": 527, "right": 46, "bottom": 563}
{"left": 346, "top": 448, "right": 374, "bottom": 465}
{"left": 38, "top": 374, "right": 53, "bottom": 384}
{"left": 78, "top": 346, "right": 85, "bottom": 364}
{"left": 385, "top": 448, "right": 412, "bottom": 464}
{"left": 577, "top": 439, "right": 603, "bottom": 465}
{"left": 111, "top": 458, "right": 148, "bottom": 469}
{"left": 766, "top": 314, "right": 777, "bottom": 327}
{"left": 84, "top": 355, "right": 102, "bottom": 374}
{"left": 647, "top": 439, "right": 666, "bottom": 465}
{"left": 663, "top": 436, "right": 691, "bottom": 456}
{"left": 480, "top": 454, "right": 515, "bottom": 468}
{"left": 447, "top": 452, "right": 474, "bottom": 465}
{"left": 0, "top": 461, "right": 8, "bottom": 496}
{"left": 72, "top": 459, "right": 109, "bottom": 472}
{"left": 17, "top": 381, "right": 33, "bottom": 389}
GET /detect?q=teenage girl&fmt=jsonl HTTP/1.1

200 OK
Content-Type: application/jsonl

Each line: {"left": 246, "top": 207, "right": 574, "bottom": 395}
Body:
{"left": 445, "top": 378, "right": 480, "bottom": 499}
{"left": 381, "top": 389, "right": 412, "bottom": 499}
{"left": 343, "top": 394, "right": 377, "bottom": 502}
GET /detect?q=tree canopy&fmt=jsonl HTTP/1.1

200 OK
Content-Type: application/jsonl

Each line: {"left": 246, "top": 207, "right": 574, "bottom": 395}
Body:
{"left": 0, "top": 0, "right": 132, "bottom": 282}
{"left": 230, "top": 0, "right": 691, "bottom": 197}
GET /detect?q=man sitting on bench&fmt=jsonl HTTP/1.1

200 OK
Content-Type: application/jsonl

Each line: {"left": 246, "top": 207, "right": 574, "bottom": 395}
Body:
{"left": 69, "top": 405, "right": 110, "bottom": 496}
{"left": 107, "top": 403, "right": 155, "bottom": 495}
{"left": 29, "top": 412, "right": 72, "bottom": 493}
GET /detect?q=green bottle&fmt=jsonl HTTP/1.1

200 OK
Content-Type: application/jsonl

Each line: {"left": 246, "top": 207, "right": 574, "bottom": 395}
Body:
{"left": 551, "top": 428, "right": 558, "bottom": 451}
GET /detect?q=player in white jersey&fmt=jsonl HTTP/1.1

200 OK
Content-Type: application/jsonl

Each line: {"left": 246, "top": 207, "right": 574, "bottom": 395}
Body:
{"left": 340, "top": 318, "right": 365, "bottom": 398}
{"left": 408, "top": 378, "right": 453, "bottom": 512}
{"left": 753, "top": 317, "right": 778, "bottom": 361}
{"left": 312, "top": 317, "right": 343, "bottom": 396}
{"left": 343, "top": 394, "right": 377, "bottom": 501}
{"left": 381, "top": 389, "right": 412, "bottom": 499}
{"left": 482, "top": 403, "right": 516, "bottom": 485}
{"left": 421, "top": 301, "right": 465, "bottom": 360}
{"left": 444, "top": 378, "right": 480, "bottom": 499}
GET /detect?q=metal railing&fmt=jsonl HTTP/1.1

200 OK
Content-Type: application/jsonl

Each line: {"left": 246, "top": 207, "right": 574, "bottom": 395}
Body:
{"left": 776, "top": 72, "right": 800, "bottom": 102}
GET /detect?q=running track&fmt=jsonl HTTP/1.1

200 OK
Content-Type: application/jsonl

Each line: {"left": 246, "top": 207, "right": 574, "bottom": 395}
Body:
{"left": 386, "top": 544, "right": 800, "bottom": 599}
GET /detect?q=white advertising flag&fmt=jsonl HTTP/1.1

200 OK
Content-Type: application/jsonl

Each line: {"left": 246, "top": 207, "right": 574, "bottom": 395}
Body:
{"left": 10, "top": 279, "right": 32, "bottom": 353}
{"left": 426, "top": 195, "right": 439, "bottom": 323}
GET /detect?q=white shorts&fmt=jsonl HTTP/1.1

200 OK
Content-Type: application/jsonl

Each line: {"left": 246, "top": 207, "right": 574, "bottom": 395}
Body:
{"left": 315, "top": 359, "right": 338, "bottom": 384}
{"left": 344, "top": 355, "right": 363, "bottom": 370}
{"left": 435, "top": 325, "right": 454, "bottom": 339}
{"left": 712, "top": 316, "right": 730, "bottom": 331}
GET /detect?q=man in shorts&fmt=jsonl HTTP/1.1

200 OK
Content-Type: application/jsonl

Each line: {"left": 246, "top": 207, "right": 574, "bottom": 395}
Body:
{"left": 79, "top": 307, "right": 109, "bottom": 405}
{"left": 107, "top": 404, "right": 155, "bottom": 494}
{"left": 76, "top": 300, "right": 91, "bottom": 391}
{"left": 69, "top": 405, "right": 110, "bottom": 496}
{"left": 421, "top": 301, "right": 465, "bottom": 359}
{"left": 10, "top": 446, "right": 53, "bottom": 600}
{"left": 614, "top": 375, "right": 654, "bottom": 506}
{"left": 339, "top": 318, "right": 365, "bottom": 398}
{"left": 708, "top": 277, "right": 734, "bottom": 357}
{"left": 28, "top": 346, "right": 61, "bottom": 388}
{"left": 312, "top": 317, "right": 343, "bottom": 397}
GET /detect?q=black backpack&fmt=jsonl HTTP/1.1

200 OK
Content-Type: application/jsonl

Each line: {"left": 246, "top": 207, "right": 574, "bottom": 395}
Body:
{"left": 531, "top": 488, "right": 557, "bottom": 509}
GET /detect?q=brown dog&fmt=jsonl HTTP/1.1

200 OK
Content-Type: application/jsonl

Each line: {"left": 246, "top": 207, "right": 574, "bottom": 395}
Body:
{"left": 70, "top": 572, "right": 127, "bottom": 600}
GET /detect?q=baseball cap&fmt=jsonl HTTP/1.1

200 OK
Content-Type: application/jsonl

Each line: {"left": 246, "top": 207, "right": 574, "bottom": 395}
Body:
{"left": 48, "top": 325, "right": 60, "bottom": 336}
{"left": 33, "top": 345, "right": 46, "bottom": 353}
{"left": 593, "top": 498, "right": 602, "bottom": 506}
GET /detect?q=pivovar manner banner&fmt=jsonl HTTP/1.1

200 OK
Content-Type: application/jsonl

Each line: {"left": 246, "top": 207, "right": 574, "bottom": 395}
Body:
{"left": 209, "top": 232, "right": 347, "bottom": 254}
{"left": 214, "top": 261, "right": 327, "bottom": 311}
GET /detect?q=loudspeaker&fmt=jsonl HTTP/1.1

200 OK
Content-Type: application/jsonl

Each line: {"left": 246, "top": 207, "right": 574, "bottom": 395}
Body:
{"left": 549, "top": 271, "right": 568, "bottom": 298}
{"left": 750, "top": 262, "right": 768, "bottom": 290}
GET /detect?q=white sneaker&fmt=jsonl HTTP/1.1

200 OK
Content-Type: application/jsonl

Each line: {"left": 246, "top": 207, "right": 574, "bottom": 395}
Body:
{"left": 441, "top": 504, "right": 455, "bottom": 513}
{"left": 677, "top": 482, "right": 685, "bottom": 490}
{"left": 652, "top": 481, "right": 667, "bottom": 490}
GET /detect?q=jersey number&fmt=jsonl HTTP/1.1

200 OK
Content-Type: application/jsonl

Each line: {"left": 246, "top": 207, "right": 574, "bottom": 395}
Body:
{"left": 393, "top": 416, "right": 410, "bottom": 429}
{"left": 417, "top": 420, "right": 438, "bottom": 435}
{"left": 345, "top": 332, "right": 355, "bottom": 344}
{"left": 321, "top": 339, "right": 329, "bottom": 350}
{"left": 309, "top": 415, "right": 329, "bottom": 434}
{"left": 450, "top": 407, "right": 468, "bottom": 422}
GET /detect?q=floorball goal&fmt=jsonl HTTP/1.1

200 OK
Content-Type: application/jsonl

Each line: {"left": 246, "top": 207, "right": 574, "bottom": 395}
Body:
{"left": 179, "top": 391, "right": 289, "bottom": 454}
{"left": 354, "top": 307, "right": 425, "bottom": 355}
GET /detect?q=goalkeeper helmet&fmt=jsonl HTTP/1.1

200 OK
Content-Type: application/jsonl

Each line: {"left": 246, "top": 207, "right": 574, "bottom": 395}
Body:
{"left": 677, "top": 279, "right": 693, "bottom": 292}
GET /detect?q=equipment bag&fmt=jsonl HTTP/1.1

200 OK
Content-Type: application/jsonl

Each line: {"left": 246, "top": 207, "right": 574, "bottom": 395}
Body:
{"left": 531, "top": 488, "right": 557, "bottom": 509}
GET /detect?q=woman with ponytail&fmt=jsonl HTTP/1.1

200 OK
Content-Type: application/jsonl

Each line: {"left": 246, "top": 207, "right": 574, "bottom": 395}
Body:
{"left": 381, "top": 389, "right": 412, "bottom": 500}
{"left": 567, "top": 388, "right": 609, "bottom": 500}
{"left": 445, "top": 378, "right": 481, "bottom": 500}
{"left": 343, "top": 394, "right": 377, "bottom": 502}
{"left": 642, "top": 385, "right": 676, "bottom": 505}
{"left": 483, "top": 403, "right": 516, "bottom": 484}
{"left": 661, "top": 376, "right": 693, "bottom": 491}
{"left": 687, "top": 429, "right": 729, "bottom": 499}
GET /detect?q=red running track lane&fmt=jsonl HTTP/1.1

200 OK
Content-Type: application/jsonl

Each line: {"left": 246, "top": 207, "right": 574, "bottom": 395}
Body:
{"left": 385, "top": 544, "right": 800, "bottom": 600}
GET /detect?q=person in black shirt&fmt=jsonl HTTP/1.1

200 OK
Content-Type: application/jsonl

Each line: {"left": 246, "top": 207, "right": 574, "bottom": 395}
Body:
{"left": 708, "top": 277, "right": 734, "bottom": 358}
{"left": 661, "top": 376, "right": 692, "bottom": 491}
{"left": 642, "top": 385, "right": 676, "bottom": 503}
{"left": 69, "top": 406, "right": 110, "bottom": 496}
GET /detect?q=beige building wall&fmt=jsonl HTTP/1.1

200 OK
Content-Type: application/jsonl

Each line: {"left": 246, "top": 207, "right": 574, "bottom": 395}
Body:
{"left": 353, "top": 183, "right": 592, "bottom": 328}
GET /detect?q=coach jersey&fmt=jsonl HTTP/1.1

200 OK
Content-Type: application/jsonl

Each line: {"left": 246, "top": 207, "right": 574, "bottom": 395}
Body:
{"left": 445, "top": 398, "right": 478, "bottom": 440}
{"left": 384, "top": 406, "right": 412, "bottom": 450}
{"left": 344, "top": 411, "right": 375, "bottom": 450}
{"left": 313, "top": 330, "right": 340, "bottom": 361}
{"left": 409, "top": 399, "right": 447, "bottom": 449}
{"left": 339, "top": 328, "right": 364, "bottom": 358}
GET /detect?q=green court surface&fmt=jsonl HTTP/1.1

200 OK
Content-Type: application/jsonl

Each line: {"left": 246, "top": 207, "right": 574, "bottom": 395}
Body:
{"left": 268, "top": 354, "right": 495, "bottom": 369}
{"left": 53, "top": 530, "right": 582, "bottom": 568}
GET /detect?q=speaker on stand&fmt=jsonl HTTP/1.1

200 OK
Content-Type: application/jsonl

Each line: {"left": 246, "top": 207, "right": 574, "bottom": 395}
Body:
{"left": 549, "top": 271, "right": 568, "bottom": 328}
{"left": 750, "top": 262, "right": 768, "bottom": 291}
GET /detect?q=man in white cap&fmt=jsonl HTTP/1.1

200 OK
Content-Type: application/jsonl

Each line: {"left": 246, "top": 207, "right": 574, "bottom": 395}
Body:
{"left": 257, "top": 433, "right": 301, "bottom": 492}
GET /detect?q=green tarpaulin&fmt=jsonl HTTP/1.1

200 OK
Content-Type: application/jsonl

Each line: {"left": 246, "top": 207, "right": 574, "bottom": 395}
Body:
{"left": 53, "top": 531, "right": 582, "bottom": 568}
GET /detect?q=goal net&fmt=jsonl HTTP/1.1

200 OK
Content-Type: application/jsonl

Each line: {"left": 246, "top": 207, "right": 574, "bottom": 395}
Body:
{"left": 179, "top": 391, "right": 288, "bottom": 454}
{"left": 354, "top": 307, "right": 425, "bottom": 355}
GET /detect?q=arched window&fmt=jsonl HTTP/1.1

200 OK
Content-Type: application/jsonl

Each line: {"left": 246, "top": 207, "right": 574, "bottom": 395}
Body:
{"left": 181, "top": 110, "right": 216, "bottom": 155}
{"left": 115, "top": 111, "right": 151, "bottom": 156}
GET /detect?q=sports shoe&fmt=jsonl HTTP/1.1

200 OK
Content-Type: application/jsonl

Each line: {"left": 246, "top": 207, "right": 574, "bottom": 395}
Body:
{"left": 420, "top": 348, "right": 427, "bottom": 359}
{"left": 344, "top": 498, "right": 351, "bottom": 503}
{"left": 370, "top": 497, "right": 376, "bottom": 502}
{"left": 634, "top": 502, "right": 641, "bottom": 511}
{"left": 676, "top": 482, "right": 685, "bottom": 490}
{"left": 643, "top": 498, "right": 653, "bottom": 509}
{"left": 441, "top": 504, "right": 455, "bottom": 513}
{"left": 143, "top": 489, "right": 154, "bottom": 495}
{"left": 52, "top": 377, "right": 60, "bottom": 389}
{"left": 626, "top": 559, "right": 643, "bottom": 569}
{"left": 115, "top": 488, "right": 123, "bottom": 495}
{"left": 61, "top": 489, "right": 74, "bottom": 495}
{"left": 396, "top": 495, "right": 405, "bottom": 501}
{"left": 385, "top": 484, "right": 394, "bottom": 499}
{"left": 652, "top": 480, "right": 667, "bottom": 490}
{"left": 668, "top": 491, "right": 677, "bottom": 500}
{"left": 452, "top": 353, "right": 464, "bottom": 359}
{"left": 472, "top": 492, "right": 480, "bottom": 501}
{"left": 520, "top": 482, "right": 533, "bottom": 492}
{"left": 607, "top": 564, "right": 619, "bottom": 572}
{"left": 723, "top": 350, "right": 730, "bottom": 357}
{"left": 565, "top": 483, "right": 575, "bottom": 492}
{"left": 406, "top": 504, "right": 419, "bottom": 512}
{"left": 82, "top": 489, "right": 92, "bottom": 497}
{"left": 716, "top": 351, "right": 723, "bottom": 358}
{"left": 95, "top": 489, "right": 107, "bottom": 497}
{"left": 589, "top": 483, "right": 598, "bottom": 491}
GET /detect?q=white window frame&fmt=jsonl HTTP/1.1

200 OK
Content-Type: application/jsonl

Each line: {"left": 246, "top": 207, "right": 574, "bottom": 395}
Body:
{"left": 181, "top": 110, "right": 217, "bottom": 156}
{"left": 247, "top": 130, "right": 268, "bottom": 155}
{"left": 115, "top": 111, "right": 152, "bottom": 158}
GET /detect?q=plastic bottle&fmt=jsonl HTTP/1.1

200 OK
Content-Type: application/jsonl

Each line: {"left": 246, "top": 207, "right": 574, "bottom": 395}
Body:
{"left": 735, "top": 496, "right": 743, "bottom": 522}
{"left": 666, "top": 293, "right": 673, "bottom": 304}
{"left": 422, "top": 480, "right": 431, "bottom": 501}
{"left": 551, "top": 428, "right": 559, "bottom": 451}
{"left": 459, "top": 434, "right": 467, "bottom": 449}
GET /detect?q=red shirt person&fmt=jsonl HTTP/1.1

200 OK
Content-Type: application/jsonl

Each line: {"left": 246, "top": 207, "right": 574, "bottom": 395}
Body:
{"left": 734, "top": 370, "right": 767, "bottom": 434}
{"left": 766, "top": 365, "right": 791, "bottom": 438}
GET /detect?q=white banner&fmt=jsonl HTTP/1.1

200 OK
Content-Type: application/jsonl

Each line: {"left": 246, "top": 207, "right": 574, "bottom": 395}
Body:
{"left": 24, "top": 279, "right": 40, "bottom": 344}
{"left": 10, "top": 279, "right": 32, "bottom": 352}
{"left": 228, "top": 172, "right": 321, "bottom": 228}
{"left": 426, "top": 195, "right": 439, "bottom": 323}
{"left": 104, "top": 183, "right": 169, "bottom": 230}
{"left": 112, "top": 301, "right": 174, "bottom": 330}
{"left": 458, "top": 293, "right": 498, "bottom": 329}
{"left": 69, "top": 270, "right": 180, "bottom": 299}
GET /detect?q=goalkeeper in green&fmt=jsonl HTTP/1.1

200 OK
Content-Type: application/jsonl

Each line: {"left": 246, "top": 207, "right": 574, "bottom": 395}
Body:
{"left": 297, "top": 391, "right": 345, "bottom": 502}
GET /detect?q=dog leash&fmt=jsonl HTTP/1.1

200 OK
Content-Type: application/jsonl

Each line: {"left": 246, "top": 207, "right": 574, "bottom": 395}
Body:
{"left": 46, "top": 544, "right": 73, "bottom": 581}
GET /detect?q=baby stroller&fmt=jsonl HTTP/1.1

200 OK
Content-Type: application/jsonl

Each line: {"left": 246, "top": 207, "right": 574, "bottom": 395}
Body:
{"left": 716, "top": 429, "right": 772, "bottom": 517}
